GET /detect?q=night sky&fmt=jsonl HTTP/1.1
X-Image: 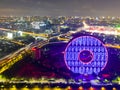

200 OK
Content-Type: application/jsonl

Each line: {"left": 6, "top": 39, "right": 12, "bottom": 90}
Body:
{"left": 0, "top": 0, "right": 120, "bottom": 16}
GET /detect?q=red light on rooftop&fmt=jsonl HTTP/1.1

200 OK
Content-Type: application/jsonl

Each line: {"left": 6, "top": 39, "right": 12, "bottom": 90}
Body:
{"left": 31, "top": 47, "right": 36, "bottom": 51}
{"left": 102, "top": 74, "right": 110, "bottom": 78}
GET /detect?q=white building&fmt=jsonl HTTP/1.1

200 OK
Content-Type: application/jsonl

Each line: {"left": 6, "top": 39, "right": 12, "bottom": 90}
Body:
{"left": 7, "top": 32, "right": 13, "bottom": 39}
{"left": 31, "top": 21, "right": 46, "bottom": 29}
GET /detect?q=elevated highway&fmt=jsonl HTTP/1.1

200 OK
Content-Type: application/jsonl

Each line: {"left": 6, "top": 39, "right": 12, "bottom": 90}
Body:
{"left": 0, "top": 40, "right": 50, "bottom": 74}
{"left": 0, "top": 28, "right": 49, "bottom": 38}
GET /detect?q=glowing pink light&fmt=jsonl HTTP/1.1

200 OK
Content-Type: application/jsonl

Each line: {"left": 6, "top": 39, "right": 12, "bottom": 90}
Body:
{"left": 64, "top": 36, "right": 108, "bottom": 75}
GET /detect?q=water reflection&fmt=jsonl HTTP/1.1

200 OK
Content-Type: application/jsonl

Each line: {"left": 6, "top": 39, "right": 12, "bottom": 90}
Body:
{"left": 101, "top": 87, "right": 106, "bottom": 90}
{"left": 112, "top": 87, "right": 117, "bottom": 90}
{"left": 88, "top": 87, "right": 95, "bottom": 90}
{"left": 78, "top": 86, "right": 84, "bottom": 90}
{"left": 0, "top": 86, "right": 118, "bottom": 90}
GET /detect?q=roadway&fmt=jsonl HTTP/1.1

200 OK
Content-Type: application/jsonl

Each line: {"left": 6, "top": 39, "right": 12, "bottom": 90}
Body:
{"left": 0, "top": 43, "right": 32, "bottom": 73}
{"left": 0, "top": 28, "right": 49, "bottom": 38}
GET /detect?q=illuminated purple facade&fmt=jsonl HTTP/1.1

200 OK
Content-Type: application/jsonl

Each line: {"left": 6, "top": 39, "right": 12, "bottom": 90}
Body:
{"left": 64, "top": 36, "right": 108, "bottom": 75}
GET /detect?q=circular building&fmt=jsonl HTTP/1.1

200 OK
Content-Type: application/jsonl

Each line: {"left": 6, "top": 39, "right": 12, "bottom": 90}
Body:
{"left": 64, "top": 36, "right": 108, "bottom": 75}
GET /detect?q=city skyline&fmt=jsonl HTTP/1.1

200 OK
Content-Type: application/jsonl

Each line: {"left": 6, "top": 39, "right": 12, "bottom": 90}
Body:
{"left": 0, "top": 0, "right": 120, "bottom": 16}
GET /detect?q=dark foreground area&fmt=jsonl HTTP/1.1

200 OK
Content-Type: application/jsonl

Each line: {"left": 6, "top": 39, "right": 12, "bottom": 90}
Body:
{"left": 0, "top": 82, "right": 119, "bottom": 90}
